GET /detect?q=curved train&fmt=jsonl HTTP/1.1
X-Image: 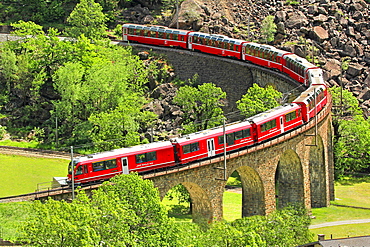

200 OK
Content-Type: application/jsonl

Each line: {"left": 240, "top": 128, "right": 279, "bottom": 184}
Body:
{"left": 67, "top": 24, "right": 328, "bottom": 184}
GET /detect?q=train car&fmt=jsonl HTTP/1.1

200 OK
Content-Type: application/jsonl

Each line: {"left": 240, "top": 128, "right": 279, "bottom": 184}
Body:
{"left": 292, "top": 84, "right": 328, "bottom": 122}
{"left": 247, "top": 103, "right": 304, "bottom": 142}
{"left": 172, "top": 120, "right": 255, "bottom": 164}
{"left": 281, "top": 54, "right": 322, "bottom": 86}
{"left": 242, "top": 42, "right": 290, "bottom": 71}
{"left": 188, "top": 32, "right": 247, "bottom": 59}
{"left": 122, "top": 24, "right": 191, "bottom": 49}
{"left": 68, "top": 141, "right": 176, "bottom": 184}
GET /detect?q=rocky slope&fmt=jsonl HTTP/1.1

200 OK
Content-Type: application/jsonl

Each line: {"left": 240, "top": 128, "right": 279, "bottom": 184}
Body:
{"left": 121, "top": 0, "right": 370, "bottom": 118}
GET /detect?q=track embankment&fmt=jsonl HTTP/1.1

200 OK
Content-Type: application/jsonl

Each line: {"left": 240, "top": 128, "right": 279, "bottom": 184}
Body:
{"left": 0, "top": 146, "right": 70, "bottom": 160}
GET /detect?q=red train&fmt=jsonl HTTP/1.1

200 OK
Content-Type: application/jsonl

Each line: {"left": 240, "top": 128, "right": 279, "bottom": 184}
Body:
{"left": 67, "top": 24, "right": 328, "bottom": 184}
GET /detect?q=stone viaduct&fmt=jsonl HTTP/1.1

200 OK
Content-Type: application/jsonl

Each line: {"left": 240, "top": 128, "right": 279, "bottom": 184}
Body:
{"left": 133, "top": 44, "right": 334, "bottom": 223}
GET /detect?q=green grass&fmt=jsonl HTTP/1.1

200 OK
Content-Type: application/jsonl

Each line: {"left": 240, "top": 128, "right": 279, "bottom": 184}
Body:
{"left": 0, "top": 140, "right": 39, "bottom": 148}
{"left": 309, "top": 177, "right": 370, "bottom": 238}
{"left": 0, "top": 154, "right": 68, "bottom": 197}
{"left": 223, "top": 191, "right": 242, "bottom": 221}
{"left": 310, "top": 223, "right": 370, "bottom": 239}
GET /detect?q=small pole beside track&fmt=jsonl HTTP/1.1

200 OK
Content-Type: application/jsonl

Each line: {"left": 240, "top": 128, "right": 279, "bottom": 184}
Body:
{"left": 71, "top": 146, "right": 75, "bottom": 200}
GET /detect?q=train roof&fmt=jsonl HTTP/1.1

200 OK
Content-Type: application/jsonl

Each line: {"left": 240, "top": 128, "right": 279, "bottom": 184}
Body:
{"left": 122, "top": 24, "right": 190, "bottom": 35}
{"left": 247, "top": 103, "right": 301, "bottom": 124}
{"left": 189, "top": 32, "right": 247, "bottom": 45}
{"left": 173, "top": 120, "right": 253, "bottom": 145}
{"left": 283, "top": 53, "right": 317, "bottom": 69}
{"left": 74, "top": 141, "right": 173, "bottom": 163}
{"left": 292, "top": 84, "right": 327, "bottom": 103}
{"left": 243, "top": 42, "right": 288, "bottom": 56}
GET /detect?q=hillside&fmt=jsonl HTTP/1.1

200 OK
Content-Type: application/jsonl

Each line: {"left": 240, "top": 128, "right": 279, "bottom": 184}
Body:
{"left": 122, "top": 0, "right": 370, "bottom": 117}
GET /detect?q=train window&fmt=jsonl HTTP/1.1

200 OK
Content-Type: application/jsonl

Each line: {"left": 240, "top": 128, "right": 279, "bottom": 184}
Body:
{"left": 128, "top": 28, "right": 135, "bottom": 35}
{"left": 235, "top": 130, "right": 243, "bottom": 140}
{"left": 218, "top": 135, "right": 225, "bottom": 145}
{"left": 173, "top": 34, "right": 178, "bottom": 40}
{"left": 260, "top": 119, "right": 277, "bottom": 132}
{"left": 265, "top": 51, "right": 271, "bottom": 60}
{"left": 229, "top": 44, "right": 234, "bottom": 51}
{"left": 219, "top": 42, "right": 224, "bottom": 48}
{"left": 285, "top": 111, "right": 297, "bottom": 122}
{"left": 75, "top": 165, "right": 87, "bottom": 175}
{"left": 243, "top": 128, "right": 251, "bottom": 138}
{"left": 235, "top": 45, "right": 239, "bottom": 52}
{"left": 183, "top": 142, "right": 199, "bottom": 154}
{"left": 93, "top": 159, "right": 117, "bottom": 172}
{"left": 136, "top": 151, "right": 157, "bottom": 163}
{"left": 180, "top": 35, "right": 185, "bottom": 41}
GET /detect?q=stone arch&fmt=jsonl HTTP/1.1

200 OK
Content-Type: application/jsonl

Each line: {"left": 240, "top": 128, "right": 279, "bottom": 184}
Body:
{"left": 236, "top": 166, "right": 265, "bottom": 217}
{"left": 180, "top": 182, "right": 213, "bottom": 224}
{"left": 275, "top": 149, "right": 304, "bottom": 209}
{"left": 309, "top": 135, "right": 327, "bottom": 208}
{"left": 158, "top": 180, "right": 213, "bottom": 223}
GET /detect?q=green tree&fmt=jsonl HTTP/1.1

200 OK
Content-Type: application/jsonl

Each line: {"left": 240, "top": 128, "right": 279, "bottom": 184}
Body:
{"left": 52, "top": 46, "right": 151, "bottom": 147}
{"left": 260, "top": 15, "right": 277, "bottom": 43}
{"left": 65, "top": 0, "right": 108, "bottom": 41}
{"left": 21, "top": 173, "right": 177, "bottom": 246}
{"left": 237, "top": 83, "right": 282, "bottom": 118}
{"left": 334, "top": 116, "right": 370, "bottom": 177}
{"left": 173, "top": 83, "right": 226, "bottom": 133}
{"left": 88, "top": 96, "right": 157, "bottom": 150}
{"left": 232, "top": 204, "right": 313, "bottom": 246}
{"left": 329, "top": 86, "right": 362, "bottom": 124}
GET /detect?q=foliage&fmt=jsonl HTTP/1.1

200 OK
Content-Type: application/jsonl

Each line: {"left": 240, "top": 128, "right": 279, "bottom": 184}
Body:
{"left": 329, "top": 87, "right": 362, "bottom": 123}
{"left": 0, "top": 22, "right": 156, "bottom": 149}
{"left": 173, "top": 83, "right": 226, "bottom": 133}
{"left": 329, "top": 86, "right": 369, "bottom": 177}
{"left": 237, "top": 83, "right": 282, "bottom": 118}
{"left": 334, "top": 116, "right": 370, "bottom": 177}
{"left": 0, "top": 0, "right": 76, "bottom": 25}
{"left": 0, "top": 125, "right": 7, "bottom": 139}
{"left": 232, "top": 204, "right": 313, "bottom": 246}
{"left": 20, "top": 173, "right": 178, "bottom": 246}
{"left": 65, "top": 0, "right": 108, "bottom": 41}
{"left": 260, "top": 15, "right": 277, "bottom": 43}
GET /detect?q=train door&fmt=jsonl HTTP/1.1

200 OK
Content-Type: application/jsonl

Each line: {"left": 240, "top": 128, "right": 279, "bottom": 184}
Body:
{"left": 280, "top": 116, "right": 284, "bottom": 133}
{"left": 188, "top": 35, "right": 193, "bottom": 49}
{"left": 207, "top": 138, "right": 216, "bottom": 157}
{"left": 121, "top": 157, "right": 129, "bottom": 174}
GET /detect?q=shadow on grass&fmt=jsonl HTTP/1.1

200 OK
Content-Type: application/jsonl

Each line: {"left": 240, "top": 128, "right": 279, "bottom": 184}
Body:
{"left": 335, "top": 174, "right": 370, "bottom": 186}
{"left": 168, "top": 204, "right": 192, "bottom": 221}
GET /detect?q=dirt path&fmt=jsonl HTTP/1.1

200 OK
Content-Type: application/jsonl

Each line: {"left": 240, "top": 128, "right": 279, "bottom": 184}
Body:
{"left": 309, "top": 219, "right": 370, "bottom": 229}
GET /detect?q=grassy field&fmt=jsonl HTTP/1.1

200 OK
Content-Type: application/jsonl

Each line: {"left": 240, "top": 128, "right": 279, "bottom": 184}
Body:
{"left": 309, "top": 178, "right": 370, "bottom": 239}
{"left": 0, "top": 154, "right": 68, "bottom": 197}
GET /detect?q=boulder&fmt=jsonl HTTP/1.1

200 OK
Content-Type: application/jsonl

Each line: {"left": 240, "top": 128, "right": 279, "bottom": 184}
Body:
{"left": 346, "top": 63, "right": 364, "bottom": 77}
{"left": 310, "top": 26, "right": 329, "bottom": 42}
{"left": 323, "top": 59, "right": 342, "bottom": 78}
{"left": 285, "top": 11, "right": 308, "bottom": 29}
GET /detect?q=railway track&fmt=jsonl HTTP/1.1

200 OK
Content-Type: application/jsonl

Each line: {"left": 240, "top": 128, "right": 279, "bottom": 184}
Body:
{"left": 0, "top": 146, "right": 71, "bottom": 160}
